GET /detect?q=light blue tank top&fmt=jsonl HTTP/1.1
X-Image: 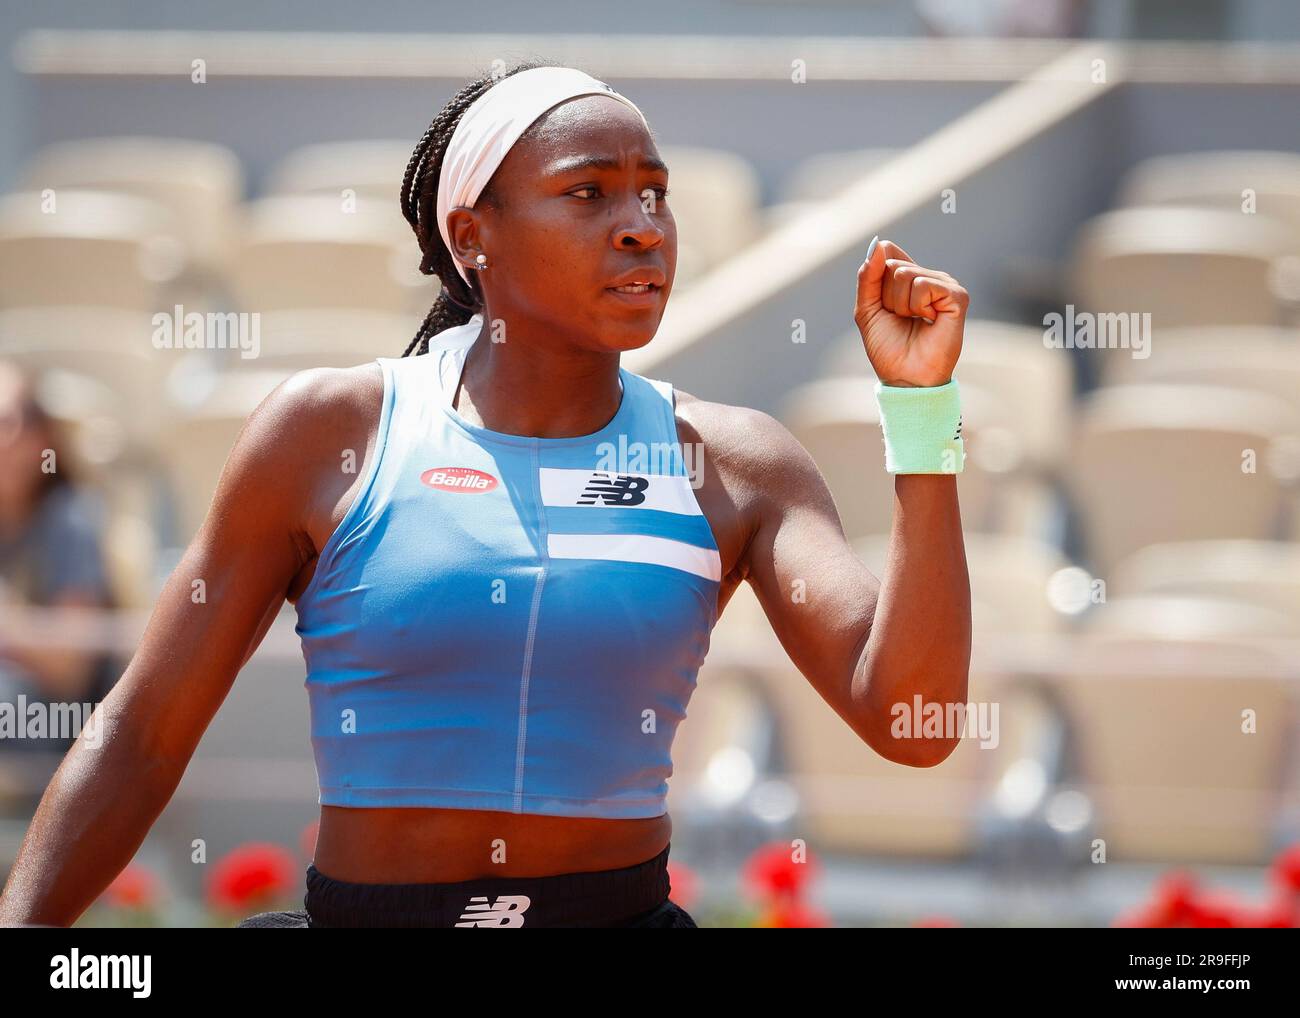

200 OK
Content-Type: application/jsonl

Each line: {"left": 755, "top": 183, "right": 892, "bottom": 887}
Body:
{"left": 293, "top": 316, "right": 722, "bottom": 819}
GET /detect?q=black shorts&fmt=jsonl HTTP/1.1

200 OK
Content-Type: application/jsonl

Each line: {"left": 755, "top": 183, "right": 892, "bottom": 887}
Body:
{"left": 237, "top": 842, "right": 697, "bottom": 928}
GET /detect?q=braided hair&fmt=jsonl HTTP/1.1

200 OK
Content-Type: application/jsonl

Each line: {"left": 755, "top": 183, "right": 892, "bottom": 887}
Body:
{"left": 399, "top": 59, "right": 556, "bottom": 357}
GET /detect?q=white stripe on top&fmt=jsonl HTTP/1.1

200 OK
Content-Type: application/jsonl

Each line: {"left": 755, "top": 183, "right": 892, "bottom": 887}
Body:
{"left": 547, "top": 533, "right": 722, "bottom": 582}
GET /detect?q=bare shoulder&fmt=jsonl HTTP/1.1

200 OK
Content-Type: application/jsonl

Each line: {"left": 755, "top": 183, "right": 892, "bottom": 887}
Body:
{"left": 221, "top": 361, "right": 385, "bottom": 536}
{"left": 672, "top": 387, "right": 821, "bottom": 499}
{"left": 239, "top": 361, "right": 384, "bottom": 469}
{"left": 254, "top": 361, "right": 383, "bottom": 432}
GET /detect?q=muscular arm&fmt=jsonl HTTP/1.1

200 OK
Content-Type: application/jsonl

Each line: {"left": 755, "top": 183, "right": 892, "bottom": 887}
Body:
{"left": 0, "top": 367, "right": 363, "bottom": 926}
{"left": 733, "top": 408, "right": 970, "bottom": 767}
{"left": 722, "top": 238, "right": 972, "bottom": 767}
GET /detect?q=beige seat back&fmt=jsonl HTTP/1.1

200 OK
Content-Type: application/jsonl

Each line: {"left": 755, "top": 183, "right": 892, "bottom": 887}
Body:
{"left": 1069, "top": 383, "right": 1298, "bottom": 575}
{"left": 230, "top": 196, "right": 427, "bottom": 315}
{"left": 22, "top": 136, "right": 242, "bottom": 271}
{"left": 1070, "top": 206, "right": 1299, "bottom": 329}
{"left": 1053, "top": 637, "right": 1293, "bottom": 863}
{"left": 0, "top": 190, "right": 183, "bottom": 310}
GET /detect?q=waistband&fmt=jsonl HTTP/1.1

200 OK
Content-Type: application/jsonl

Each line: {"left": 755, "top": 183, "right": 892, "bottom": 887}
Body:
{"left": 304, "top": 843, "right": 673, "bottom": 928}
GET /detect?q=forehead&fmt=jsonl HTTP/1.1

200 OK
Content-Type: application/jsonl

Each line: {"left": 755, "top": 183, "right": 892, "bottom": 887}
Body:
{"left": 511, "top": 95, "right": 662, "bottom": 175}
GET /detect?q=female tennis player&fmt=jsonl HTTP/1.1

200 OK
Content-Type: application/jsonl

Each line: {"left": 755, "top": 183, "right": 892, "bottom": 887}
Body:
{"left": 0, "top": 61, "right": 970, "bottom": 928}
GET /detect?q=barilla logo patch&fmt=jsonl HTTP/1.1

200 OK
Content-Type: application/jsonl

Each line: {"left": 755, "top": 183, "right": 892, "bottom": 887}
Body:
{"left": 420, "top": 466, "right": 499, "bottom": 493}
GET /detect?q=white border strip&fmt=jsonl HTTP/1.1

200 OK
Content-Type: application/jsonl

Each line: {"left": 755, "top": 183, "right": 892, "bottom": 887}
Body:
{"left": 13, "top": 31, "right": 1069, "bottom": 81}
{"left": 15, "top": 32, "right": 1300, "bottom": 84}
{"left": 548, "top": 532, "right": 721, "bottom": 581}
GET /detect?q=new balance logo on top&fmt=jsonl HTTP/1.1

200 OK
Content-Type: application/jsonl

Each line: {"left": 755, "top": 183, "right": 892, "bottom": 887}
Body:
{"left": 577, "top": 472, "right": 650, "bottom": 506}
{"left": 954, "top": 415, "right": 963, "bottom": 441}
{"left": 455, "top": 895, "right": 532, "bottom": 927}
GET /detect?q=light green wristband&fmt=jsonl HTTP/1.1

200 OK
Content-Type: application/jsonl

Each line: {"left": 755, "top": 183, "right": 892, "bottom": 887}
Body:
{"left": 873, "top": 379, "right": 965, "bottom": 474}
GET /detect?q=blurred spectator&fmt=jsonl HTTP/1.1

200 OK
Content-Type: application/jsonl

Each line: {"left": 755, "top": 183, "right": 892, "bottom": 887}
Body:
{"left": 0, "top": 360, "right": 117, "bottom": 757}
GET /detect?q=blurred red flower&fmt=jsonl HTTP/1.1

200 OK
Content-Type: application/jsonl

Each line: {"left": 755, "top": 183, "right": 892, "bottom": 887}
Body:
{"left": 1270, "top": 842, "right": 1300, "bottom": 895}
{"left": 1113, "top": 870, "right": 1199, "bottom": 927}
{"left": 742, "top": 841, "right": 819, "bottom": 900}
{"left": 104, "top": 863, "right": 159, "bottom": 910}
{"left": 1113, "top": 865, "right": 1300, "bottom": 928}
{"left": 1182, "top": 890, "right": 1246, "bottom": 928}
{"left": 207, "top": 843, "right": 299, "bottom": 913}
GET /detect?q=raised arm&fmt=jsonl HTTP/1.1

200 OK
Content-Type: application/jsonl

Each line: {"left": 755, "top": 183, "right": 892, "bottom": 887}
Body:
{"left": 738, "top": 238, "right": 971, "bottom": 767}
{"left": 0, "top": 366, "right": 368, "bottom": 926}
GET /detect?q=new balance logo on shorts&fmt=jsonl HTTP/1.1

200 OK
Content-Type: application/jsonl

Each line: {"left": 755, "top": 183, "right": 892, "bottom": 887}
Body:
{"left": 455, "top": 894, "right": 532, "bottom": 927}
{"left": 577, "top": 472, "right": 650, "bottom": 506}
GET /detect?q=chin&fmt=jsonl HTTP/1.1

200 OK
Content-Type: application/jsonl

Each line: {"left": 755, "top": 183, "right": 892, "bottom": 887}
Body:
{"left": 603, "top": 319, "right": 662, "bottom": 353}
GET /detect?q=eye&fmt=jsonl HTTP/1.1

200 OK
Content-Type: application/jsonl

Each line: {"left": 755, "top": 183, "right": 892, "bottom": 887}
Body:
{"left": 569, "top": 185, "right": 671, "bottom": 202}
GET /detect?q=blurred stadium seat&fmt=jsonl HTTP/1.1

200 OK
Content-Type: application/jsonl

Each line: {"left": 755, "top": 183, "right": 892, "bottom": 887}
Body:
{"left": 1068, "top": 382, "right": 1299, "bottom": 575}
{"left": 1100, "top": 324, "right": 1300, "bottom": 401}
{"left": 263, "top": 139, "right": 412, "bottom": 201}
{"left": 1070, "top": 205, "right": 1300, "bottom": 329}
{"left": 1117, "top": 149, "right": 1300, "bottom": 232}
{"left": 232, "top": 308, "right": 410, "bottom": 371}
{"left": 1112, "top": 539, "right": 1300, "bottom": 622}
{"left": 1080, "top": 594, "right": 1296, "bottom": 639}
{"left": 19, "top": 136, "right": 243, "bottom": 275}
{"left": 229, "top": 194, "right": 426, "bottom": 314}
{"left": 1052, "top": 637, "right": 1293, "bottom": 864}
{"left": 0, "top": 189, "right": 184, "bottom": 310}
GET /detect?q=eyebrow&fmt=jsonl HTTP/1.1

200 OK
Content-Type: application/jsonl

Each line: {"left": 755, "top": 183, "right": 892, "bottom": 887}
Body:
{"left": 546, "top": 154, "right": 669, "bottom": 177}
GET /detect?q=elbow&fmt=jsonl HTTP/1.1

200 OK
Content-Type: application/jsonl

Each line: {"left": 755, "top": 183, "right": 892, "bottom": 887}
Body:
{"left": 854, "top": 666, "right": 972, "bottom": 768}
{"left": 892, "top": 736, "right": 961, "bottom": 768}
{"left": 857, "top": 710, "right": 963, "bottom": 767}
{"left": 868, "top": 731, "right": 961, "bottom": 768}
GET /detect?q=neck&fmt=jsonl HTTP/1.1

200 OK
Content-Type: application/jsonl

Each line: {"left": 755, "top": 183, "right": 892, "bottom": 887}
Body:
{"left": 452, "top": 316, "right": 624, "bottom": 439}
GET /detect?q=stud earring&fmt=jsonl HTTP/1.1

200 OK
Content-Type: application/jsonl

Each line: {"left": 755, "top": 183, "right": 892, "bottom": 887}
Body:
{"left": 475, "top": 253, "right": 487, "bottom": 270}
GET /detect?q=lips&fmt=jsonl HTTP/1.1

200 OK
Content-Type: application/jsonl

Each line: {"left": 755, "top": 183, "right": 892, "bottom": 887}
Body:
{"left": 604, "top": 284, "right": 662, "bottom": 307}
{"left": 606, "top": 267, "right": 667, "bottom": 291}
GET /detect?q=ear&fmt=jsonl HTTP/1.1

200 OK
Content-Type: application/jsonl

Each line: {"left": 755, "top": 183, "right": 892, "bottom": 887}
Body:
{"left": 444, "top": 206, "right": 485, "bottom": 277}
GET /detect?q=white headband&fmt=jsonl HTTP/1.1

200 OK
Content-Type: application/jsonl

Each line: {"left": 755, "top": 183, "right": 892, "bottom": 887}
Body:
{"left": 436, "top": 66, "right": 650, "bottom": 286}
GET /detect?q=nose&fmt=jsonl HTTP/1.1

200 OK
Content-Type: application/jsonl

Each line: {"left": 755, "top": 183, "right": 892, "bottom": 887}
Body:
{"left": 613, "top": 191, "right": 666, "bottom": 250}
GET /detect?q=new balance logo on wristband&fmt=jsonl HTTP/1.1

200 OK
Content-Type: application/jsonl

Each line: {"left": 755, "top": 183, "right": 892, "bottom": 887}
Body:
{"left": 577, "top": 472, "right": 650, "bottom": 506}
{"left": 455, "top": 895, "right": 532, "bottom": 927}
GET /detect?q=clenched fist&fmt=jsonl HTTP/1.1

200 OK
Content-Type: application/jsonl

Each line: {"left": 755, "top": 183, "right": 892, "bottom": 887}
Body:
{"left": 854, "top": 238, "right": 968, "bottom": 388}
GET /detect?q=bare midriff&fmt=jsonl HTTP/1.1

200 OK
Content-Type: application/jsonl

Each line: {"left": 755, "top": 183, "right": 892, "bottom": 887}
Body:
{"left": 312, "top": 805, "right": 672, "bottom": 884}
